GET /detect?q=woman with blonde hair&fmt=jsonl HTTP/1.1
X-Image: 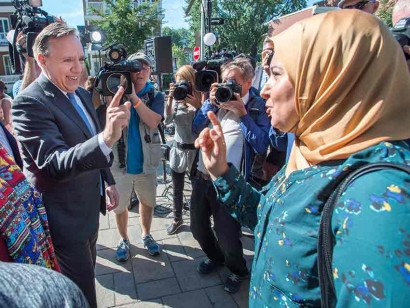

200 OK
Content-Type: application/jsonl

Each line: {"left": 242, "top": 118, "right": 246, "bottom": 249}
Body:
{"left": 196, "top": 10, "right": 410, "bottom": 307}
{"left": 164, "top": 65, "right": 202, "bottom": 234}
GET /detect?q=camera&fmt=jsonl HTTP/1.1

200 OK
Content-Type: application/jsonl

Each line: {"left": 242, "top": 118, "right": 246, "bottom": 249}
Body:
{"left": 391, "top": 17, "right": 410, "bottom": 60}
{"left": 173, "top": 80, "right": 192, "bottom": 101}
{"left": 9, "top": 0, "right": 59, "bottom": 73}
{"left": 193, "top": 56, "right": 230, "bottom": 92}
{"left": 266, "top": 50, "right": 274, "bottom": 67}
{"left": 215, "top": 79, "right": 242, "bottom": 104}
{"left": 94, "top": 43, "right": 142, "bottom": 97}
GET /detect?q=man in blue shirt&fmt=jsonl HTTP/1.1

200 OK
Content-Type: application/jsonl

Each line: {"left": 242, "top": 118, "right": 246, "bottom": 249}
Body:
{"left": 111, "top": 53, "right": 165, "bottom": 261}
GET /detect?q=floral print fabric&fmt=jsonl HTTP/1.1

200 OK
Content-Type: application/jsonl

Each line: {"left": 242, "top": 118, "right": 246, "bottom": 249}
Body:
{"left": 214, "top": 142, "right": 410, "bottom": 307}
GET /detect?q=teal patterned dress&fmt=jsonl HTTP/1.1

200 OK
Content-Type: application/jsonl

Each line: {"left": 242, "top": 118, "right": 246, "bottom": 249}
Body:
{"left": 213, "top": 141, "right": 410, "bottom": 307}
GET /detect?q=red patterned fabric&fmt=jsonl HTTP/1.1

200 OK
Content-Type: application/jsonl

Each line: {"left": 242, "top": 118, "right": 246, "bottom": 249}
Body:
{"left": 0, "top": 145, "right": 60, "bottom": 271}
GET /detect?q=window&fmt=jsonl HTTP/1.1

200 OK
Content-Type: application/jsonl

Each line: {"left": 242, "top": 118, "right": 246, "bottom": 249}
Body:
{"left": 3, "top": 55, "right": 12, "bottom": 75}
{"left": 0, "top": 18, "right": 10, "bottom": 41}
{"left": 87, "top": 2, "right": 104, "bottom": 15}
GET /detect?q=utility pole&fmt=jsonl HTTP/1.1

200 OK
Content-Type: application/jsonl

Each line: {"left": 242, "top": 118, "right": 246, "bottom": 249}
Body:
{"left": 207, "top": 0, "right": 212, "bottom": 57}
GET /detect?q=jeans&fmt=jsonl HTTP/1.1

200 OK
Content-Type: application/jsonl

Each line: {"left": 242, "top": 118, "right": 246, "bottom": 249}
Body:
{"left": 171, "top": 169, "right": 186, "bottom": 221}
{"left": 190, "top": 176, "right": 248, "bottom": 276}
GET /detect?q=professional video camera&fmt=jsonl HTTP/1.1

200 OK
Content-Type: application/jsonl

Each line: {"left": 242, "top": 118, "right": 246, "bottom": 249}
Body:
{"left": 9, "top": 0, "right": 59, "bottom": 73}
{"left": 193, "top": 56, "right": 231, "bottom": 92}
{"left": 392, "top": 17, "right": 410, "bottom": 60}
{"left": 173, "top": 80, "right": 192, "bottom": 101}
{"left": 94, "top": 43, "right": 142, "bottom": 97}
{"left": 215, "top": 79, "right": 242, "bottom": 104}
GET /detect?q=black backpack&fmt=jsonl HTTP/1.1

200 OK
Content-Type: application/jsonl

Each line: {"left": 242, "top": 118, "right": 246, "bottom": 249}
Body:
{"left": 318, "top": 162, "right": 410, "bottom": 307}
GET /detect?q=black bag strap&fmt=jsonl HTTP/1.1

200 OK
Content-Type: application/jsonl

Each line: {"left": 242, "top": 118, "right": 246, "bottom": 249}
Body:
{"left": 318, "top": 162, "right": 410, "bottom": 308}
{"left": 145, "top": 89, "right": 167, "bottom": 145}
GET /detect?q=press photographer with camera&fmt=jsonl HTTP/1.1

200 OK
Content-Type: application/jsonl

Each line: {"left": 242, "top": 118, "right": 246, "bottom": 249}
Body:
{"left": 108, "top": 52, "right": 165, "bottom": 262}
{"left": 12, "top": 22, "right": 130, "bottom": 308}
{"left": 191, "top": 57, "right": 270, "bottom": 294}
{"left": 164, "top": 65, "right": 202, "bottom": 235}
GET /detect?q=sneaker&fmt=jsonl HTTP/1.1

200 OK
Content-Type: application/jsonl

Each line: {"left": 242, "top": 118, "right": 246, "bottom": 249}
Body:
{"left": 166, "top": 219, "right": 183, "bottom": 235}
{"left": 116, "top": 239, "right": 130, "bottom": 262}
{"left": 142, "top": 234, "right": 160, "bottom": 256}
{"left": 197, "top": 258, "right": 223, "bottom": 275}
{"left": 224, "top": 273, "right": 249, "bottom": 294}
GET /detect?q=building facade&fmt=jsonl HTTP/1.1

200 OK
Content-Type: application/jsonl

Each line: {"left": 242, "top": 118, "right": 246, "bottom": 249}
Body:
{"left": 0, "top": 0, "right": 20, "bottom": 94}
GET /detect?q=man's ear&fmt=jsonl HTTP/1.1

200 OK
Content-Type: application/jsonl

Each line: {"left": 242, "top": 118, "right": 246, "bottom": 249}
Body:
{"left": 373, "top": 1, "right": 380, "bottom": 14}
{"left": 36, "top": 54, "right": 46, "bottom": 69}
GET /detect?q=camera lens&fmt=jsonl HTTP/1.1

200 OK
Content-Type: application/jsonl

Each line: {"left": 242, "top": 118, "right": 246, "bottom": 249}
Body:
{"left": 106, "top": 73, "right": 128, "bottom": 95}
{"left": 215, "top": 86, "right": 233, "bottom": 103}
{"left": 174, "top": 85, "right": 189, "bottom": 101}
{"left": 195, "top": 70, "right": 217, "bottom": 92}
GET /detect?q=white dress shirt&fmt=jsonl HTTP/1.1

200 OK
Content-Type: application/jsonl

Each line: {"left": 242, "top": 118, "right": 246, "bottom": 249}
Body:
{"left": 198, "top": 92, "right": 250, "bottom": 174}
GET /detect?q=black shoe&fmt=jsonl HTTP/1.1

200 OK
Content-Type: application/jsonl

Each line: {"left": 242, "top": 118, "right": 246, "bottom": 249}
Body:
{"left": 224, "top": 273, "right": 249, "bottom": 294}
{"left": 166, "top": 219, "right": 183, "bottom": 235}
{"left": 197, "top": 258, "right": 223, "bottom": 275}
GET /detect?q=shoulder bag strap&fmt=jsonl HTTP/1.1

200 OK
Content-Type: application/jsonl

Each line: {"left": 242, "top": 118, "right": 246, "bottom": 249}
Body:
{"left": 318, "top": 162, "right": 410, "bottom": 308}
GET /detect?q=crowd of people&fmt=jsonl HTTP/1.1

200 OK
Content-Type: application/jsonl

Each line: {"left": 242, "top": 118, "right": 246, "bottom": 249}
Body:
{"left": 1, "top": 0, "right": 410, "bottom": 307}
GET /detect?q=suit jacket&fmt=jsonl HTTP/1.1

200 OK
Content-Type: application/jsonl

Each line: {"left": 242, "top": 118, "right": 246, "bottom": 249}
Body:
{"left": 12, "top": 74, "right": 115, "bottom": 245}
{"left": 0, "top": 122, "right": 23, "bottom": 169}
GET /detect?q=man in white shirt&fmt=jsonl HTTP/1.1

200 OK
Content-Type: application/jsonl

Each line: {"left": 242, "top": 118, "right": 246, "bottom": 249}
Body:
{"left": 192, "top": 58, "right": 270, "bottom": 294}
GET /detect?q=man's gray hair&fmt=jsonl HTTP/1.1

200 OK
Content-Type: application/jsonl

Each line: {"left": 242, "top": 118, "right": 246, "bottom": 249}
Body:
{"left": 221, "top": 57, "right": 255, "bottom": 81}
{"left": 33, "top": 23, "right": 79, "bottom": 58}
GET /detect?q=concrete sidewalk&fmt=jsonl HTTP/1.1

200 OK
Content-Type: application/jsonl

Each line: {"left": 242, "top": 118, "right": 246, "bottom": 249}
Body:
{"left": 95, "top": 170, "right": 254, "bottom": 308}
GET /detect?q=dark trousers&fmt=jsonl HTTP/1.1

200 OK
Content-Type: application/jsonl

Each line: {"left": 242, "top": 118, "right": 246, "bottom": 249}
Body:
{"left": 171, "top": 169, "right": 186, "bottom": 221}
{"left": 53, "top": 231, "right": 98, "bottom": 308}
{"left": 190, "top": 176, "right": 248, "bottom": 276}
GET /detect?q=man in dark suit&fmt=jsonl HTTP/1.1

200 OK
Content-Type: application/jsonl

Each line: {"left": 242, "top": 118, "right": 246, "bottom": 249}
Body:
{"left": 12, "top": 23, "right": 131, "bottom": 308}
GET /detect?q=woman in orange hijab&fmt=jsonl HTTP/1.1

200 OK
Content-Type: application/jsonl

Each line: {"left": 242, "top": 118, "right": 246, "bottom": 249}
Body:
{"left": 196, "top": 10, "right": 410, "bottom": 307}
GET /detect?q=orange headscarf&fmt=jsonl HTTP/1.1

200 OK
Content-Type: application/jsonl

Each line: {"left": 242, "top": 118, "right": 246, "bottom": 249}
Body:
{"left": 271, "top": 10, "right": 410, "bottom": 175}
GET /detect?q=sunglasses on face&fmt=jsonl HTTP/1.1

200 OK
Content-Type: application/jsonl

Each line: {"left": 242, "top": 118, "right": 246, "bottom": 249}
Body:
{"left": 343, "top": 0, "right": 370, "bottom": 10}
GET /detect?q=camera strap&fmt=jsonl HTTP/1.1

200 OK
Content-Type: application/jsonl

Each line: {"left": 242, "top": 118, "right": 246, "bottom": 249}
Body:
{"left": 144, "top": 89, "right": 167, "bottom": 145}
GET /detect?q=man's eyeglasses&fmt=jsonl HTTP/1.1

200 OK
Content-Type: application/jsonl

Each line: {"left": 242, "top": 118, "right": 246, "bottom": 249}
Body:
{"left": 343, "top": 0, "right": 370, "bottom": 10}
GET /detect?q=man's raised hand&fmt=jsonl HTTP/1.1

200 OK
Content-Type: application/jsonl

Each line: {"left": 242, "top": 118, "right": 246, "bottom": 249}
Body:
{"left": 103, "top": 87, "right": 131, "bottom": 148}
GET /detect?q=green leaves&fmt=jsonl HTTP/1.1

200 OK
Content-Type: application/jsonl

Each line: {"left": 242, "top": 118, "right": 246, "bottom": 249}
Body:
{"left": 185, "top": 0, "right": 306, "bottom": 57}
{"left": 92, "top": 0, "right": 164, "bottom": 54}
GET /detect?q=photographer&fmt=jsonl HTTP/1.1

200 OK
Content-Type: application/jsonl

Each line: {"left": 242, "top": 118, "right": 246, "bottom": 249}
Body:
{"left": 110, "top": 52, "right": 165, "bottom": 262}
{"left": 164, "top": 65, "right": 202, "bottom": 235}
{"left": 191, "top": 57, "right": 270, "bottom": 294}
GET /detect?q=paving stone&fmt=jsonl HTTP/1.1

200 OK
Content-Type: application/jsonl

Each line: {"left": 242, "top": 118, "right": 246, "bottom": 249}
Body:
{"left": 96, "top": 274, "right": 115, "bottom": 308}
{"left": 114, "top": 272, "right": 138, "bottom": 306}
{"left": 117, "top": 298, "right": 163, "bottom": 308}
{"left": 241, "top": 236, "right": 255, "bottom": 261}
{"left": 231, "top": 279, "right": 250, "bottom": 308}
{"left": 162, "top": 289, "right": 212, "bottom": 308}
{"left": 150, "top": 228, "right": 177, "bottom": 242}
{"left": 96, "top": 248, "right": 132, "bottom": 276}
{"left": 162, "top": 237, "right": 192, "bottom": 262}
{"left": 132, "top": 245, "right": 174, "bottom": 284}
{"left": 205, "top": 285, "right": 238, "bottom": 308}
{"left": 181, "top": 239, "right": 206, "bottom": 259}
{"left": 99, "top": 213, "right": 110, "bottom": 230}
{"left": 137, "top": 277, "right": 181, "bottom": 300}
{"left": 172, "top": 257, "right": 222, "bottom": 292}
{"left": 97, "top": 225, "right": 141, "bottom": 250}
{"left": 150, "top": 216, "right": 173, "bottom": 231}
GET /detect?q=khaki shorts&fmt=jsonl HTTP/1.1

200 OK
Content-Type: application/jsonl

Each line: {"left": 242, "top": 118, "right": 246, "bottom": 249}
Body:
{"left": 111, "top": 164, "right": 157, "bottom": 214}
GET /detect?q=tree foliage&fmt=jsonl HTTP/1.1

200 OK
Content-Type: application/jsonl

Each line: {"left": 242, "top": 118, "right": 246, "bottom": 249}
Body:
{"left": 376, "top": 0, "right": 395, "bottom": 28}
{"left": 162, "top": 27, "right": 192, "bottom": 48}
{"left": 184, "top": 0, "right": 307, "bottom": 57}
{"left": 92, "top": 0, "right": 163, "bottom": 54}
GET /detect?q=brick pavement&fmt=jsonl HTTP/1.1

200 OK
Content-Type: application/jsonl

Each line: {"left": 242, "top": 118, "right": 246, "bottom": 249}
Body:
{"left": 95, "top": 169, "right": 254, "bottom": 308}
